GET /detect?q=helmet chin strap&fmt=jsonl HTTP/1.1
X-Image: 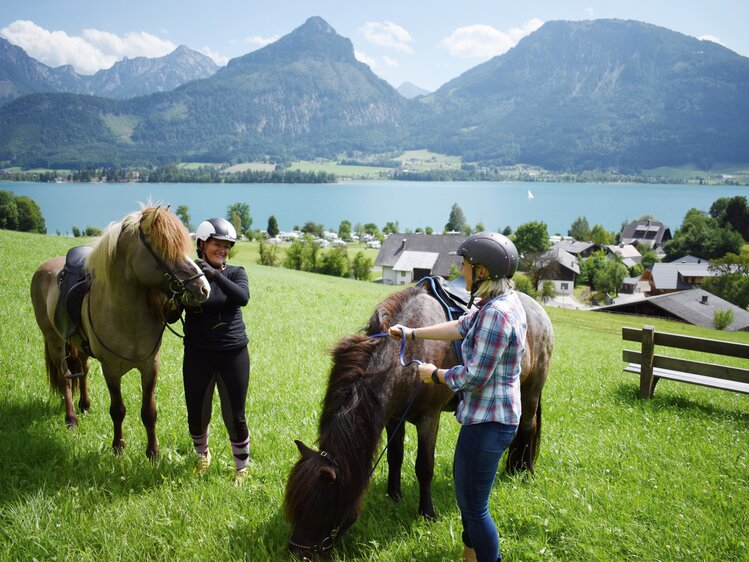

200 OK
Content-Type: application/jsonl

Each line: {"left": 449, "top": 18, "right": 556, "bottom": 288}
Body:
{"left": 467, "top": 264, "right": 486, "bottom": 309}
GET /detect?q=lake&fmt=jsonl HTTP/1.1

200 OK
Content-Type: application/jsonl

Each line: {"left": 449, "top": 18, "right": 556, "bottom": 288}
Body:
{"left": 5, "top": 180, "right": 748, "bottom": 236}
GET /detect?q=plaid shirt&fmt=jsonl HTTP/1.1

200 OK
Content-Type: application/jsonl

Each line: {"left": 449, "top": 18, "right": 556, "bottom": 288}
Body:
{"left": 443, "top": 290, "right": 526, "bottom": 426}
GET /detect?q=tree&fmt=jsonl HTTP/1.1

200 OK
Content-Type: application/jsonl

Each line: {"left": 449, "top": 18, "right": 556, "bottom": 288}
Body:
{"left": 175, "top": 205, "right": 193, "bottom": 232}
{"left": 664, "top": 208, "right": 743, "bottom": 260}
{"left": 283, "top": 234, "right": 319, "bottom": 272}
{"left": 267, "top": 215, "right": 279, "bottom": 238}
{"left": 512, "top": 272, "right": 537, "bottom": 298}
{"left": 226, "top": 202, "right": 252, "bottom": 234}
{"left": 0, "top": 190, "right": 19, "bottom": 230}
{"left": 710, "top": 196, "right": 749, "bottom": 240}
{"left": 338, "top": 220, "right": 351, "bottom": 241}
{"left": 568, "top": 216, "right": 590, "bottom": 241}
{"left": 352, "top": 252, "right": 373, "bottom": 281}
{"left": 475, "top": 222, "right": 486, "bottom": 233}
{"left": 258, "top": 238, "right": 279, "bottom": 266}
{"left": 229, "top": 212, "right": 242, "bottom": 238}
{"left": 701, "top": 253, "right": 749, "bottom": 309}
{"left": 590, "top": 224, "right": 613, "bottom": 245}
{"left": 301, "top": 221, "right": 324, "bottom": 238}
{"left": 382, "top": 221, "right": 399, "bottom": 235}
{"left": 513, "top": 221, "right": 550, "bottom": 256}
{"left": 593, "top": 259, "right": 628, "bottom": 295}
{"left": 502, "top": 226, "right": 512, "bottom": 236}
{"left": 318, "top": 246, "right": 350, "bottom": 277}
{"left": 444, "top": 203, "right": 467, "bottom": 233}
{"left": 14, "top": 195, "right": 46, "bottom": 233}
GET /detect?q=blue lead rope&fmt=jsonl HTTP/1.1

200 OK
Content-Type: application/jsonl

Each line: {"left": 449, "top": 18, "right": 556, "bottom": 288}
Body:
{"left": 367, "top": 329, "right": 423, "bottom": 481}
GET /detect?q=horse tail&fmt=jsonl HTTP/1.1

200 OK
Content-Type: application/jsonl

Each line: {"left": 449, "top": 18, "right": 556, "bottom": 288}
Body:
{"left": 44, "top": 340, "right": 78, "bottom": 395}
{"left": 533, "top": 395, "right": 542, "bottom": 463}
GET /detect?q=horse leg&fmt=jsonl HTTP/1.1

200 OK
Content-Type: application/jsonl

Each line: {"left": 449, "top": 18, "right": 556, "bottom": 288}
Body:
{"left": 103, "top": 373, "right": 127, "bottom": 454}
{"left": 140, "top": 365, "right": 159, "bottom": 460}
{"left": 77, "top": 358, "right": 91, "bottom": 413}
{"left": 45, "top": 339, "right": 79, "bottom": 428}
{"left": 506, "top": 395, "right": 541, "bottom": 475}
{"left": 414, "top": 415, "right": 440, "bottom": 520}
{"left": 385, "top": 418, "right": 405, "bottom": 502}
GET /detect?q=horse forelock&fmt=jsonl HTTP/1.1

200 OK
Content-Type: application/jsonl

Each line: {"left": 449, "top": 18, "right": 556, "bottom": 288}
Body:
{"left": 84, "top": 217, "right": 128, "bottom": 284}
{"left": 138, "top": 206, "right": 191, "bottom": 263}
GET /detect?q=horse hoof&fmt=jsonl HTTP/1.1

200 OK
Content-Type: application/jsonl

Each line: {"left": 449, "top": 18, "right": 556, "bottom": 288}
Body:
{"left": 386, "top": 490, "right": 403, "bottom": 502}
{"left": 65, "top": 416, "right": 78, "bottom": 430}
{"left": 419, "top": 509, "right": 438, "bottom": 521}
{"left": 112, "top": 440, "right": 126, "bottom": 455}
{"left": 146, "top": 448, "right": 159, "bottom": 461}
{"left": 79, "top": 400, "right": 91, "bottom": 412}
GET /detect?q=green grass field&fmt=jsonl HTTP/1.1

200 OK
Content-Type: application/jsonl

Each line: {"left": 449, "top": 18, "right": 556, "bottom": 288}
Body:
{"left": 1, "top": 228, "right": 747, "bottom": 561}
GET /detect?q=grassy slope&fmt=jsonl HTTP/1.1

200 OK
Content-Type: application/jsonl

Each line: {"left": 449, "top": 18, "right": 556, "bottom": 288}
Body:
{"left": 1, "top": 229, "right": 747, "bottom": 561}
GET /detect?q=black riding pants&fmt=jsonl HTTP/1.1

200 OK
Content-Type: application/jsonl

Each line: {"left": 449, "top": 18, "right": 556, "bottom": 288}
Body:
{"left": 182, "top": 345, "right": 249, "bottom": 442}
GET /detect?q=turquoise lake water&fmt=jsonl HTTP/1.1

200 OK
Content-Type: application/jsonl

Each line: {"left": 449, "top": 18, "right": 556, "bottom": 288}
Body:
{"left": 5, "top": 180, "right": 748, "bottom": 236}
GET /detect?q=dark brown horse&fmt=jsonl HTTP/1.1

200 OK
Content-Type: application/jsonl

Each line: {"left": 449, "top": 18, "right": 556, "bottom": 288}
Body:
{"left": 284, "top": 283, "right": 553, "bottom": 557}
{"left": 30, "top": 206, "right": 210, "bottom": 458}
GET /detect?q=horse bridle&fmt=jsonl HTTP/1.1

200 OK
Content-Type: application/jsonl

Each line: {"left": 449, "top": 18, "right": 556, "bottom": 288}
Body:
{"left": 288, "top": 449, "right": 341, "bottom": 556}
{"left": 138, "top": 226, "right": 205, "bottom": 304}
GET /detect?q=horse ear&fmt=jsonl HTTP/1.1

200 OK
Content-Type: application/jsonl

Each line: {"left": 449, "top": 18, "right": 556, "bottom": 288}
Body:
{"left": 294, "top": 439, "right": 316, "bottom": 458}
{"left": 320, "top": 465, "right": 337, "bottom": 483}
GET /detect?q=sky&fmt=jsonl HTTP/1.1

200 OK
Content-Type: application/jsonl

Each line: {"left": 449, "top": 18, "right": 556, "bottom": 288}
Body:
{"left": 1, "top": 1, "right": 747, "bottom": 92}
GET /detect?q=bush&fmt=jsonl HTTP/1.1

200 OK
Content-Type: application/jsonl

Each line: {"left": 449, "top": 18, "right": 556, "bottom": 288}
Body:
{"left": 352, "top": 252, "right": 373, "bottom": 281}
{"left": 713, "top": 308, "right": 734, "bottom": 330}
{"left": 513, "top": 272, "right": 537, "bottom": 298}
{"left": 258, "top": 238, "right": 279, "bottom": 267}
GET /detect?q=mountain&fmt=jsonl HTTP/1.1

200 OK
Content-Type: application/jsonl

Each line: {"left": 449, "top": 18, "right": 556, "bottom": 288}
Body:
{"left": 1, "top": 18, "right": 748, "bottom": 171}
{"left": 0, "top": 16, "right": 407, "bottom": 166}
{"left": 85, "top": 45, "right": 219, "bottom": 99}
{"left": 0, "top": 38, "right": 218, "bottom": 104}
{"left": 397, "top": 81, "right": 430, "bottom": 99}
{"left": 0, "top": 37, "right": 85, "bottom": 105}
{"left": 410, "top": 19, "right": 749, "bottom": 171}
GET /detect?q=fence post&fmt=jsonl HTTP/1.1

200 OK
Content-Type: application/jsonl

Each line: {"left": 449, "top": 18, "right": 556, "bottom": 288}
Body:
{"left": 639, "top": 325, "right": 655, "bottom": 398}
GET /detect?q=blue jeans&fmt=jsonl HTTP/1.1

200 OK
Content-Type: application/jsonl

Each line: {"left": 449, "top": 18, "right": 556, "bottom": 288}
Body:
{"left": 453, "top": 422, "right": 517, "bottom": 562}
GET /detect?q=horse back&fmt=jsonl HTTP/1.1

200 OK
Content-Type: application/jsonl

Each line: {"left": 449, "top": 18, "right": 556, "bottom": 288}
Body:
{"left": 517, "top": 291, "right": 553, "bottom": 390}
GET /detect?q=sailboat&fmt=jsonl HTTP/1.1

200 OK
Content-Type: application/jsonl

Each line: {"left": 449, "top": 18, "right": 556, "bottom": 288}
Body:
{"left": 528, "top": 189, "right": 534, "bottom": 200}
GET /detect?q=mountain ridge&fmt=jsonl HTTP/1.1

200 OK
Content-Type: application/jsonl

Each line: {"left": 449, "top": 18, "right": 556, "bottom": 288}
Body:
{"left": 1, "top": 17, "right": 748, "bottom": 172}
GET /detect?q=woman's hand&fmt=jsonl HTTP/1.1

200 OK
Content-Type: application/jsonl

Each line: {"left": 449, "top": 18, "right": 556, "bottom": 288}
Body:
{"left": 195, "top": 258, "right": 220, "bottom": 280}
{"left": 388, "top": 324, "right": 412, "bottom": 340}
{"left": 417, "top": 363, "right": 438, "bottom": 384}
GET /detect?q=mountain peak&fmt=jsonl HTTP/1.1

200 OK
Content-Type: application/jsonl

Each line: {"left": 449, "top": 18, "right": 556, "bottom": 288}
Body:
{"left": 296, "top": 16, "right": 336, "bottom": 35}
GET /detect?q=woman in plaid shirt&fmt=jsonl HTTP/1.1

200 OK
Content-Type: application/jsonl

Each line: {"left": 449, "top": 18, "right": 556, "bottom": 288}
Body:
{"left": 390, "top": 232, "right": 526, "bottom": 562}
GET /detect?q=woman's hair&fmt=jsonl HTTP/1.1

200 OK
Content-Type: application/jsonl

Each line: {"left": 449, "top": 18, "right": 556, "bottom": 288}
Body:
{"left": 475, "top": 276, "right": 515, "bottom": 299}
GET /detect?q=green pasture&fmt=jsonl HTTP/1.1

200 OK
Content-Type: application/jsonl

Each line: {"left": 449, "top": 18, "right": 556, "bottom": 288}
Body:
{"left": 287, "top": 160, "right": 392, "bottom": 179}
{"left": 1, "top": 228, "right": 747, "bottom": 561}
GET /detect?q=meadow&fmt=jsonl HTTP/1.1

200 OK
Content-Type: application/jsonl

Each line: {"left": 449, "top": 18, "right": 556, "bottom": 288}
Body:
{"left": 0, "top": 228, "right": 747, "bottom": 561}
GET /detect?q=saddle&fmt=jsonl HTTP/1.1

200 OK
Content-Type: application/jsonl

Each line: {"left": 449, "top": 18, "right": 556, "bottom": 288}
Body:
{"left": 417, "top": 275, "right": 474, "bottom": 321}
{"left": 54, "top": 246, "right": 93, "bottom": 340}
{"left": 416, "top": 275, "right": 476, "bottom": 364}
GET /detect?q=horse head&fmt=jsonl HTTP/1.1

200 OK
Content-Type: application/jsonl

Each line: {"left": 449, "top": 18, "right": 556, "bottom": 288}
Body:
{"left": 117, "top": 206, "right": 210, "bottom": 305}
{"left": 284, "top": 439, "right": 363, "bottom": 558}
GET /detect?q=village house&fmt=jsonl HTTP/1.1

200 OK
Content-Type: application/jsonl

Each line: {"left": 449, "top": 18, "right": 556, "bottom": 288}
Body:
{"left": 534, "top": 246, "right": 580, "bottom": 296}
{"left": 374, "top": 233, "right": 466, "bottom": 285}
{"left": 641, "top": 256, "right": 717, "bottom": 295}
{"left": 604, "top": 243, "right": 642, "bottom": 268}
{"left": 619, "top": 219, "right": 672, "bottom": 252}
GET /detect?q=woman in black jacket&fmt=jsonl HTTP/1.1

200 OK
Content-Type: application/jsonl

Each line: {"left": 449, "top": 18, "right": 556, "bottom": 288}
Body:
{"left": 183, "top": 217, "right": 250, "bottom": 484}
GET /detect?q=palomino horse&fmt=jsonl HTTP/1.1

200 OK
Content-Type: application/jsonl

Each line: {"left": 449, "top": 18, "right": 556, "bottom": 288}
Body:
{"left": 284, "top": 283, "right": 553, "bottom": 557}
{"left": 30, "top": 206, "right": 210, "bottom": 458}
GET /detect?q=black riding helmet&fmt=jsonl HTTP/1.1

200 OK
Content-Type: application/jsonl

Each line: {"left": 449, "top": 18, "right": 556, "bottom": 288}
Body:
{"left": 457, "top": 232, "right": 519, "bottom": 280}
{"left": 456, "top": 232, "right": 519, "bottom": 306}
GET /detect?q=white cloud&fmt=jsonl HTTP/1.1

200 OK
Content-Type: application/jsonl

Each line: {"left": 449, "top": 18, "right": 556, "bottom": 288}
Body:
{"left": 441, "top": 18, "right": 543, "bottom": 59}
{"left": 698, "top": 34, "right": 724, "bottom": 47}
{"left": 201, "top": 47, "right": 229, "bottom": 66}
{"left": 360, "top": 21, "right": 414, "bottom": 54}
{"left": 584, "top": 7, "right": 595, "bottom": 19}
{"left": 0, "top": 20, "right": 175, "bottom": 74}
{"left": 354, "top": 50, "right": 377, "bottom": 69}
{"left": 242, "top": 35, "right": 280, "bottom": 48}
{"left": 382, "top": 55, "right": 399, "bottom": 68}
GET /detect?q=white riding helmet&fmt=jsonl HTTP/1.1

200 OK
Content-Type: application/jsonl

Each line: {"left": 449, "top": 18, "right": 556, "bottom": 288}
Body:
{"left": 195, "top": 218, "right": 237, "bottom": 255}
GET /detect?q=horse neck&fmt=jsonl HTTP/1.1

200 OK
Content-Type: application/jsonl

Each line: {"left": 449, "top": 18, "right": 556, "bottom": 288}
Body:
{"left": 318, "top": 379, "right": 385, "bottom": 489}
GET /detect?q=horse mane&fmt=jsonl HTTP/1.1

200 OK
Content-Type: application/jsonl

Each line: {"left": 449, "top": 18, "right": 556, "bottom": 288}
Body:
{"left": 317, "top": 285, "right": 426, "bottom": 461}
{"left": 85, "top": 205, "right": 191, "bottom": 285}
